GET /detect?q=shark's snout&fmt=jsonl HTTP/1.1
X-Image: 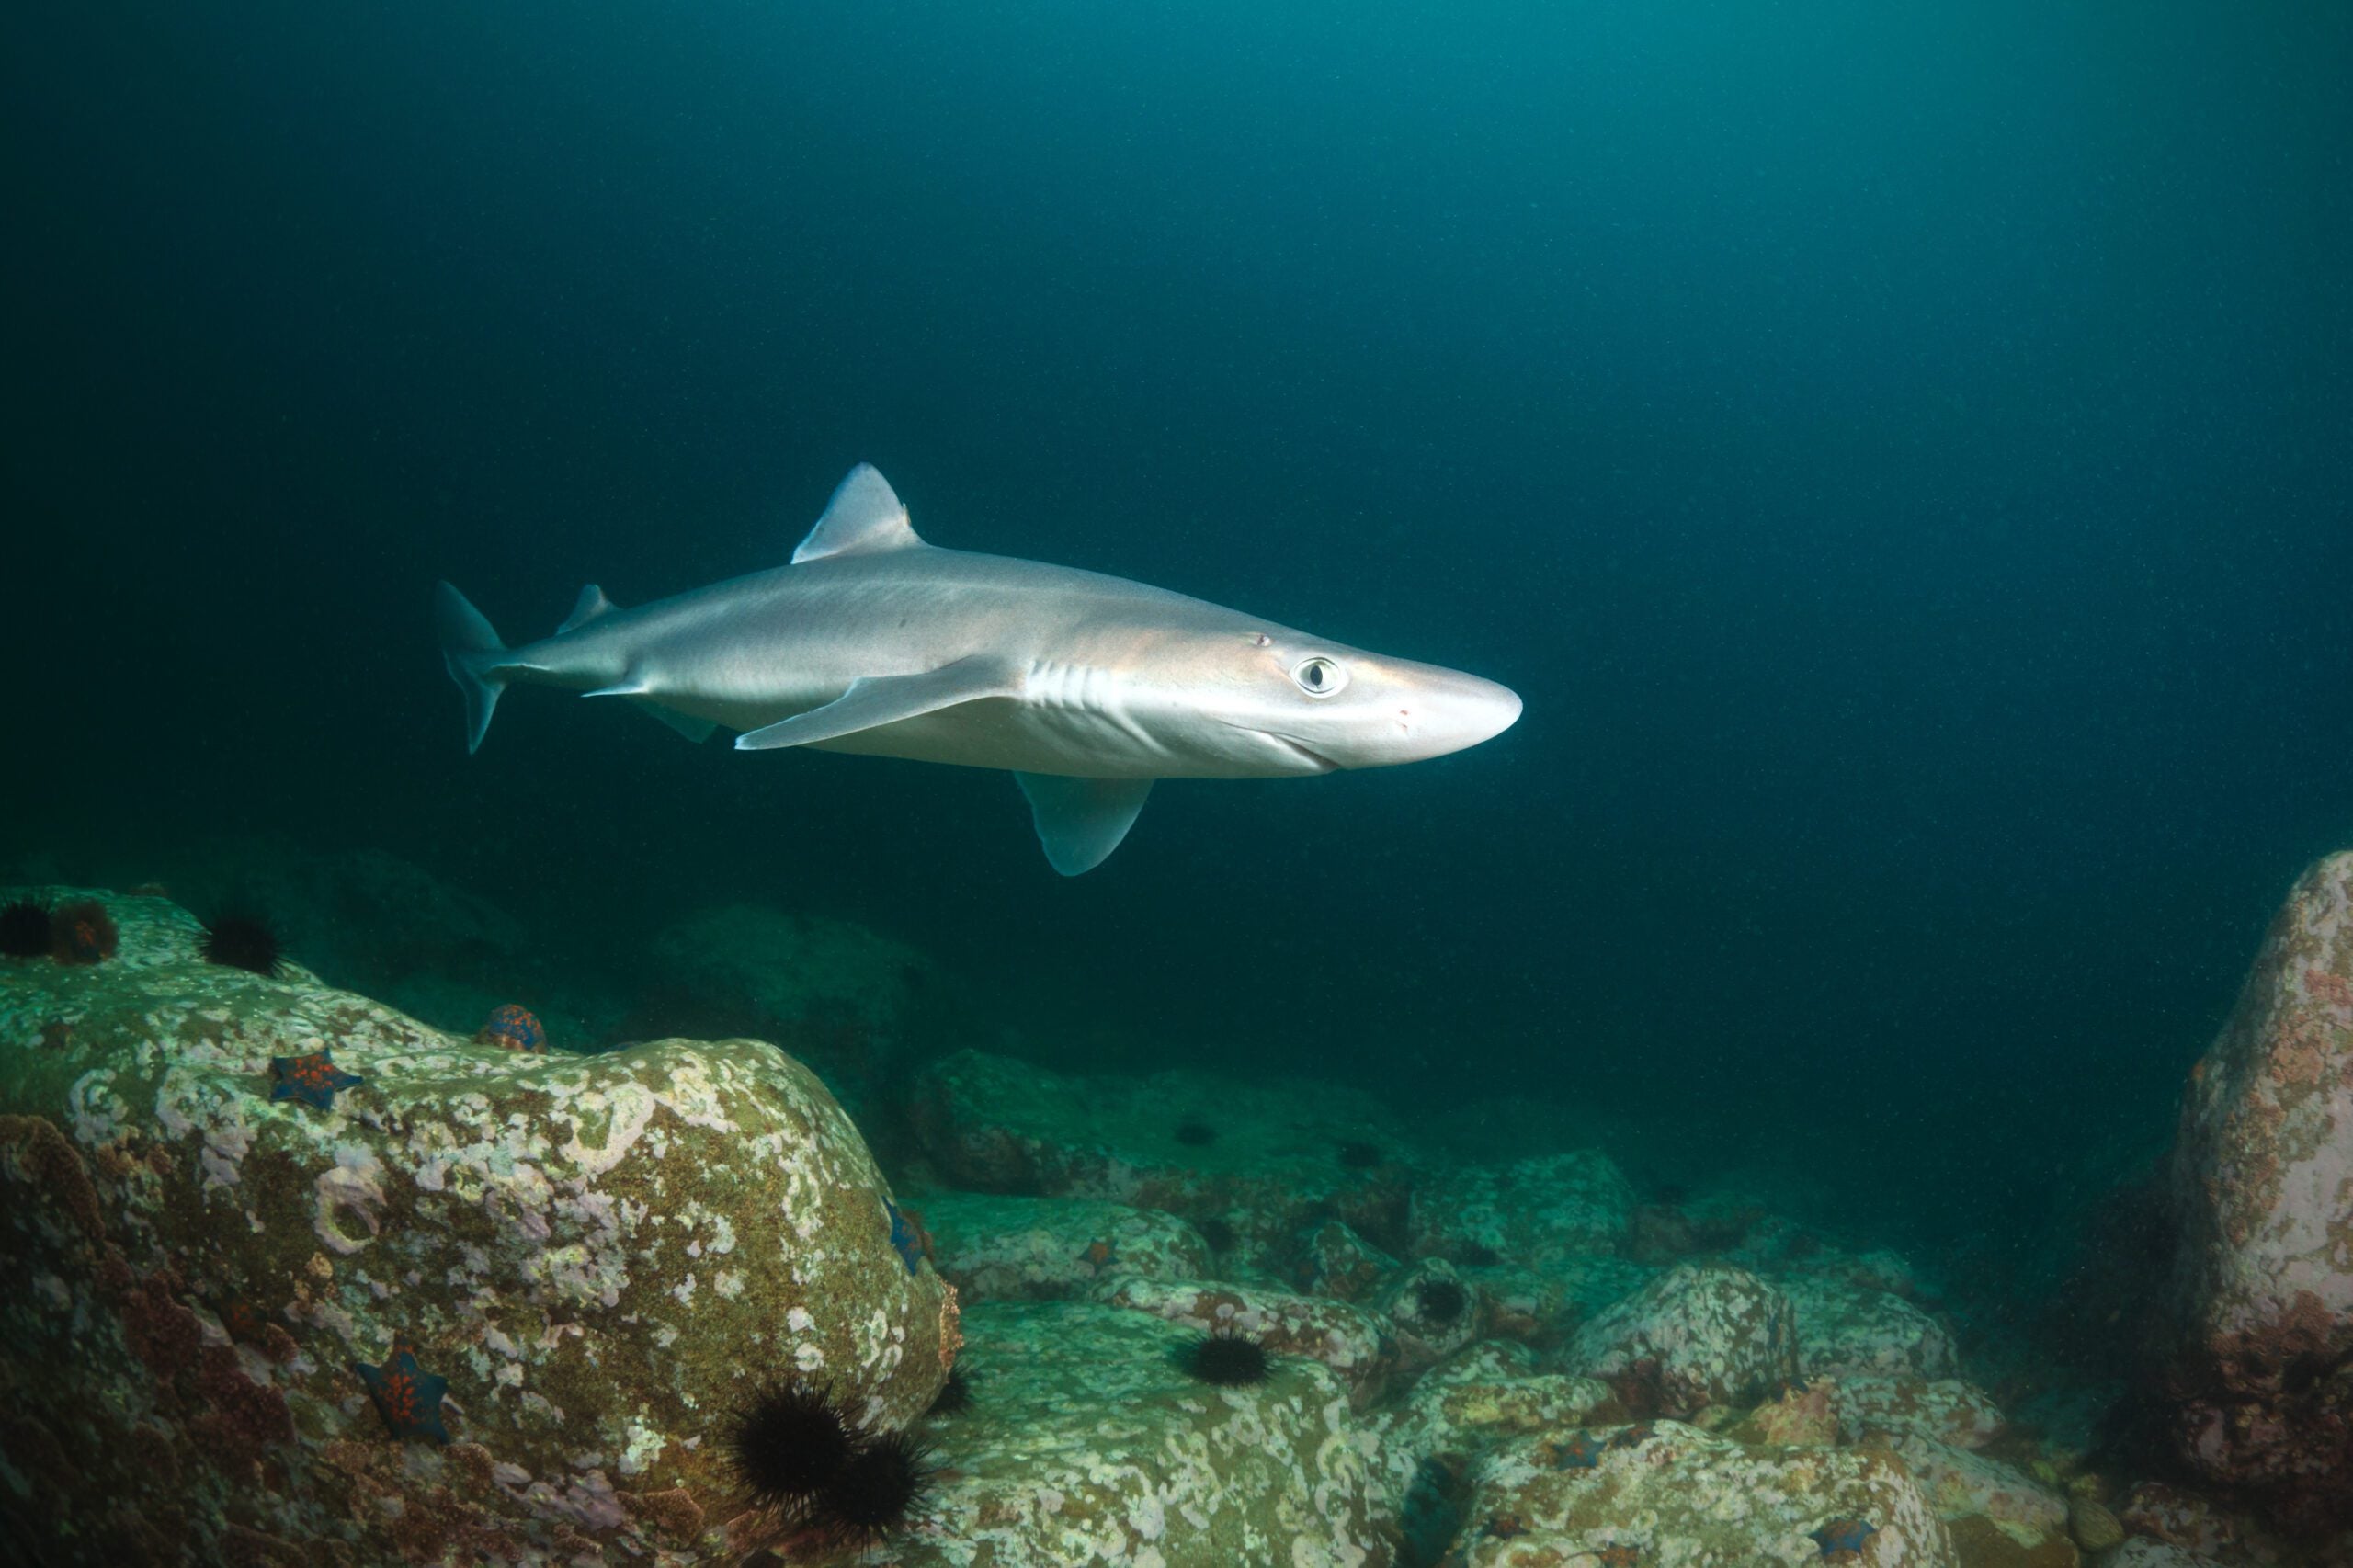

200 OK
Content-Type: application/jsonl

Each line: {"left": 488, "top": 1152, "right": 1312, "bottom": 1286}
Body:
{"left": 1393, "top": 669, "right": 1521, "bottom": 763}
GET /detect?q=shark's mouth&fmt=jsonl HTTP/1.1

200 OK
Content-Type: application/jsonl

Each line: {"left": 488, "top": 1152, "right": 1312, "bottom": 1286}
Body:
{"left": 1260, "top": 733, "right": 1343, "bottom": 773}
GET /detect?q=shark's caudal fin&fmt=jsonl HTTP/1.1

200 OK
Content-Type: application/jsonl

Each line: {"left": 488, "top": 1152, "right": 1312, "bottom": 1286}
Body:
{"left": 1015, "top": 774, "right": 1154, "bottom": 875}
{"left": 433, "top": 581, "right": 508, "bottom": 755}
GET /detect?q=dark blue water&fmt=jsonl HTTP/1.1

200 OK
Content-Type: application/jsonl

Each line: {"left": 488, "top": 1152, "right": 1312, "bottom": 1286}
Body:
{"left": 8, "top": 1, "right": 2351, "bottom": 1243}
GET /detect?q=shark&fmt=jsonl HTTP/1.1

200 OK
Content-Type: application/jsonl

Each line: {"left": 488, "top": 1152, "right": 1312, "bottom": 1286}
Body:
{"left": 434, "top": 464, "right": 1521, "bottom": 874}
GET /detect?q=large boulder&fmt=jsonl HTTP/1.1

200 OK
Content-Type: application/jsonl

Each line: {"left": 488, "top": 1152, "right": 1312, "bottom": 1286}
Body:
{"left": 0, "top": 889, "right": 956, "bottom": 1567}
{"left": 1447, "top": 1419, "right": 1954, "bottom": 1567}
{"left": 1783, "top": 1273, "right": 1960, "bottom": 1381}
{"left": 2165, "top": 851, "right": 2353, "bottom": 1528}
{"left": 1566, "top": 1261, "right": 1798, "bottom": 1416}
{"left": 1406, "top": 1151, "right": 1636, "bottom": 1270}
{"left": 1880, "top": 1438, "right": 2069, "bottom": 1556}
{"left": 1370, "top": 1343, "right": 1614, "bottom": 1568}
{"left": 1835, "top": 1376, "right": 2007, "bottom": 1449}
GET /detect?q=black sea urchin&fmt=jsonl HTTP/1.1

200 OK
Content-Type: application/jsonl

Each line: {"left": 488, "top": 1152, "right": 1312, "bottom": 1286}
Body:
{"left": 815, "top": 1428, "right": 934, "bottom": 1544}
{"left": 0, "top": 899, "right": 52, "bottom": 959}
{"left": 200, "top": 911, "right": 284, "bottom": 977}
{"left": 727, "top": 1381, "right": 856, "bottom": 1514}
{"left": 1414, "top": 1277, "right": 1469, "bottom": 1327}
{"left": 1177, "top": 1329, "right": 1270, "bottom": 1386}
{"left": 927, "top": 1367, "right": 971, "bottom": 1416}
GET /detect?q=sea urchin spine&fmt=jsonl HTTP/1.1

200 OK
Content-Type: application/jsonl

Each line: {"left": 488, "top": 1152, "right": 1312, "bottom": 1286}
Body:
{"left": 814, "top": 1427, "right": 935, "bottom": 1544}
{"left": 727, "top": 1380, "right": 856, "bottom": 1517}
{"left": 200, "top": 911, "right": 285, "bottom": 977}
{"left": 1177, "top": 1328, "right": 1271, "bottom": 1386}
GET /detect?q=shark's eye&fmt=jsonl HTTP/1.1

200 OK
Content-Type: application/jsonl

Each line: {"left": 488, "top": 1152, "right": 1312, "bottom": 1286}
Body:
{"left": 1291, "top": 656, "right": 1347, "bottom": 697}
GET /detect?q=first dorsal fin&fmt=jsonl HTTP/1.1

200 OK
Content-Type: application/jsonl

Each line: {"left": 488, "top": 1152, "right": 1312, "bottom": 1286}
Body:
{"left": 792, "top": 464, "right": 924, "bottom": 564}
{"left": 558, "top": 584, "right": 618, "bottom": 635}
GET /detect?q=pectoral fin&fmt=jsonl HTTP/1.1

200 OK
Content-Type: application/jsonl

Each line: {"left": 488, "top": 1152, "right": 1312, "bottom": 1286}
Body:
{"left": 1015, "top": 773, "right": 1154, "bottom": 875}
{"left": 733, "top": 657, "right": 1024, "bottom": 751}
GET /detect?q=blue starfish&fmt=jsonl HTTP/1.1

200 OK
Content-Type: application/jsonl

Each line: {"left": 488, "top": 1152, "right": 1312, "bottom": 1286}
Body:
{"left": 269, "top": 1049, "right": 365, "bottom": 1110}
{"left": 353, "top": 1339, "right": 450, "bottom": 1443}
{"left": 1810, "top": 1519, "right": 1878, "bottom": 1556}
{"left": 884, "top": 1199, "right": 926, "bottom": 1275}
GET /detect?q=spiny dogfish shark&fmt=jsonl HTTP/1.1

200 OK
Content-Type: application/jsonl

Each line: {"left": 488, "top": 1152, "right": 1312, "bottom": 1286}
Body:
{"left": 435, "top": 465, "right": 1521, "bottom": 873}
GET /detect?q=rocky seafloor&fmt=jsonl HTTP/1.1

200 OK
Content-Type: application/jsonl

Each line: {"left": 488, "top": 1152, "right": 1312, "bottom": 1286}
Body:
{"left": 2, "top": 848, "right": 2350, "bottom": 1567}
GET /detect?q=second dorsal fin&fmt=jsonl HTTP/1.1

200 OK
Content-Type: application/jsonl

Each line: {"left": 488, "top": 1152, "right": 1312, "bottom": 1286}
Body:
{"left": 792, "top": 464, "right": 924, "bottom": 564}
{"left": 557, "top": 584, "right": 618, "bottom": 634}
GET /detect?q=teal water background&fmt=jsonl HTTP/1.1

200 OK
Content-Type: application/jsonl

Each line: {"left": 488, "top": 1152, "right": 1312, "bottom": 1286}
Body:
{"left": 6, "top": 2, "right": 2351, "bottom": 1246}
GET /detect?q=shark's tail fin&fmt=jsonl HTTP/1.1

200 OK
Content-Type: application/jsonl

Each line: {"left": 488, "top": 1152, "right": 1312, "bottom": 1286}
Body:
{"left": 433, "top": 581, "right": 508, "bottom": 755}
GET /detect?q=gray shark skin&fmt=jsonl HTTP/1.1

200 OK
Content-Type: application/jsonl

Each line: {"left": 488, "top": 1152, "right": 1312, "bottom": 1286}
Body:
{"left": 434, "top": 465, "right": 1521, "bottom": 873}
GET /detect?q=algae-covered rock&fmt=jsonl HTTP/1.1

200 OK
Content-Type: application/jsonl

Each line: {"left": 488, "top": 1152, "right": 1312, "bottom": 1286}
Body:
{"left": 1372, "top": 1341, "right": 1613, "bottom": 1495}
{"left": 1297, "top": 1216, "right": 1402, "bottom": 1301}
{"left": 1451, "top": 1419, "right": 1956, "bottom": 1566}
{"left": 2165, "top": 850, "right": 2353, "bottom": 1529}
{"left": 1101, "top": 1275, "right": 1399, "bottom": 1404}
{"left": 869, "top": 1299, "right": 1395, "bottom": 1567}
{"left": 1784, "top": 1272, "right": 1961, "bottom": 1379}
{"left": 2105, "top": 1543, "right": 2228, "bottom": 1568}
{"left": 1370, "top": 1345, "right": 1614, "bottom": 1568}
{"left": 1567, "top": 1261, "right": 1799, "bottom": 1415}
{"left": 918, "top": 1190, "right": 1211, "bottom": 1302}
{"left": 910, "top": 1049, "right": 1416, "bottom": 1268}
{"left": 1732, "top": 1376, "right": 1840, "bottom": 1447}
{"left": 1837, "top": 1376, "right": 2008, "bottom": 1449}
{"left": 1375, "top": 1257, "right": 1483, "bottom": 1364}
{"left": 0, "top": 889, "right": 955, "bottom": 1567}
{"left": 1473, "top": 1255, "right": 1658, "bottom": 1347}
{"left": 1406, "top": 1150, "right": 1637, "bottom": 1269}
{"left": 2115, "top": 1480, "right": 2298, "bottom": 1566}
{"left": 1883, "top": 1437, "right": 2070, "bottom": 1553}
{"left": 2066, "top": 1494, "right": 2125, "bottom": 1554}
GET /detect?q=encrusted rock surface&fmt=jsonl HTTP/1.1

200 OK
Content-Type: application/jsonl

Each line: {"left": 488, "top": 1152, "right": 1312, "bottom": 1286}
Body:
{"left": 2165, "top": 850, "right": 2353, "bottom": 1528}
{"left": 0, "top": 888, "right": 955, "bottom": 1567}
{"left": 1446, "top": 1419, "right": 1956, "bottom": 1567}
{"left": 871, "top": 1299, "right": 1395, "bottom": 1567}
{"left": 1298, "top": 1217, "right": 1403, "bottom": 1301}
{"left": 1783, "top": 1272, "right": 1960, "bottom": 1380}
{"left": 919, "top": 1190, "right": 1211, "bottom": 1302}
{"left": 1406, "top": 1151, "right": 1637, "bottom": 1269}
{"left": 2105, "top": 1542, "right": 2229, "bottom": 1568}
{"left": 1837, "top": 1376, "right": 2007, "bottom": 1449}
{"left": 1881, "top": 1437, "right": 2069, "bottom": 1553}
{"left": 1566, "top": 1260, "right": 1798, "bottom": 1415}
{"left": 1100, "top": 1276, "right": 1400, "bottom": 1404}
{"left": 1374, "top": 1258, "right": 1483, "bottom": 1365}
